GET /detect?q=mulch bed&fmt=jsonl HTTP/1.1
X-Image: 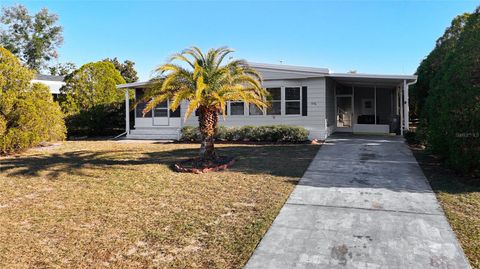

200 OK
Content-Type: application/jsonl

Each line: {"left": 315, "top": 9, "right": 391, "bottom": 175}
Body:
{"left": 174, "top": 156, "right": 236, "bottom": 174}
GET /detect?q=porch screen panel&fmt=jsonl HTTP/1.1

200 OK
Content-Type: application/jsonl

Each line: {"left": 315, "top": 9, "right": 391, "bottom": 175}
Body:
{"left": 170, "top": 104, "right": 181, "bottom": 117}
{"left": 135, "top": 88, "right": 152, "bottom": 118}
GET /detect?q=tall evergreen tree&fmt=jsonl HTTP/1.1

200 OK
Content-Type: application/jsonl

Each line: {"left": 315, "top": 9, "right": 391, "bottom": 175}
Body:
{"left": 423, "top": 7, "right": 480, "bottom": 174}
{"left": 59, "top": 61, "right": 127, "bottom": 136}
{"left": 0, "top": 5, "right": 63, "bottom": 71}
{"left": 410, "top": 13, "right": 470, "bottom": 118}
{"left": 48, "top": 62, "right": 77, "bottom": 76}
{"left": 103, "top": 57, "right": 138, "bottom": 83}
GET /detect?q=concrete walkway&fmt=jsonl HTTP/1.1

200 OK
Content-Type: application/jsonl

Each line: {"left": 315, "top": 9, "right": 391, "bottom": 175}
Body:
{"left": 245, "top": 135, "right": 470, "bottom": 269}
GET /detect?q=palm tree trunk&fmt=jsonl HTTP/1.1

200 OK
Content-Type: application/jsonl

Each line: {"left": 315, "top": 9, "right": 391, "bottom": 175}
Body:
{"left": 198, "top": 106, "right": 218, "bottom": 160}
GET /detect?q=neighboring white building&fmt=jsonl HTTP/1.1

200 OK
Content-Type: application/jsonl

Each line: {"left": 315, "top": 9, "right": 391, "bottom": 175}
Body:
{"left": 117, "top": 63, "right": 417, "bottom": 140}
{"left": 32, "top": 74, "right": 65, "bottom": 99}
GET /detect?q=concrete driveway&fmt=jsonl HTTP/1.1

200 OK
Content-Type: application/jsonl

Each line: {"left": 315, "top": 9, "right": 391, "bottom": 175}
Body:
{"left": 245, "top": 135, "right": 470, "bottom": 269}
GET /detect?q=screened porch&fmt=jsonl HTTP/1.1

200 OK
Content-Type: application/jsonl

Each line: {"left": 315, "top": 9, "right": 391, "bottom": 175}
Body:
{"left": 326, "top": 74, "right": 416, "bottom": 135}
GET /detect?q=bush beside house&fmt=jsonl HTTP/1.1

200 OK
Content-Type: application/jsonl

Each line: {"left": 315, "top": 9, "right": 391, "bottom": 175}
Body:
{"left": 181, "top": 125, "right": 309, "bottom": 143}
{"left": 59, "top": 61, "right": 130, "bottom": 137}
{"left": 0, "top": 47, "right": 66, "bottom": 154}
{"left": 410, "top": 7, "right": 480, "bottom": 176}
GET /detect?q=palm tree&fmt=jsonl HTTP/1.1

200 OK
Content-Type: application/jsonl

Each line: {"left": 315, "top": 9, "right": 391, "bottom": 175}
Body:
{"left": 142, "top": 46, "right": 268, "bottom": 161}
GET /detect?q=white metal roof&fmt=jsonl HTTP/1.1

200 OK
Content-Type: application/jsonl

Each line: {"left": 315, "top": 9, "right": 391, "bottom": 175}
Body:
{"left": 117, "top": 81, "right": 151, "bottom": 89}
{"left": 327, "top": 73, "right": 417, "bottom": 87}
{"left": 249, "top": 62, "right": 330, "bottom": 74}
{"left": 117, "top": 63, "right": 416, "bottom": 89}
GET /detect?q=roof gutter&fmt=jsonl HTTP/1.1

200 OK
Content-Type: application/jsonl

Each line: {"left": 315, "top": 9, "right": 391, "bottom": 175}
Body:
{"left": 406, "top": 76, "right": 418, "bottom": 87}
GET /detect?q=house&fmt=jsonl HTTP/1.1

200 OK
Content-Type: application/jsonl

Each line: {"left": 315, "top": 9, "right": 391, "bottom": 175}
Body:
{"left": 32, "top": 74, "right": 65, "bottom": 99}
{"left": 117, "top": 63, "right": 417, "bottom": 140}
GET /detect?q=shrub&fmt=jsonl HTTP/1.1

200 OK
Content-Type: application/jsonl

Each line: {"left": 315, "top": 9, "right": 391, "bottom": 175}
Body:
{"left": 181, "top": 125, "right": 309, "bottom": 143}
{"left": 181, "top": 126, "right": 201, "bottom": 142}
{"left": 0, "top": 47, "right": 66, "bottom": 154}
{"left": 421, "top": 7, "right": 480, "bottom": 175}
{"left": 59, "top": 61, "right": 131, "bottom": 137}
{"left": 404, "top": 131, "right": 419, "bottom": 145}
{"left": 64, "top": 102, "right": 128, "bottom": 137}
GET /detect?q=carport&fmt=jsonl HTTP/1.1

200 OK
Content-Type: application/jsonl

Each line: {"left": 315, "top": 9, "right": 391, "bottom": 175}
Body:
{"left": 326, "top": 73, "right": 417, "bottom": 135}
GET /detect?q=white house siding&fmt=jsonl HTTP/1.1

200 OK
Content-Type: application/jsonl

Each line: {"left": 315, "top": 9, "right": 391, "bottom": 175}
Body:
{"left": 31, "top": 79, "right": 65, "bottom": 94}
{"left": 119, "top": 64, "right": 416, "bottom": 140}
{"left": 182, "top": 77, "right": 328, "bottom": 139}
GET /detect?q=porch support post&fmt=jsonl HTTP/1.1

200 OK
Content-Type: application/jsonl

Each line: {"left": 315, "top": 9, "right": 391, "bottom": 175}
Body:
{"left": 352, "top": 85, "right": 355, "bottom": 128}
{"left": 400, "top": 85, "right": 404, "bottom": 135}
{"left": 403, "top": 79, "right": 409, "bottom": 131}
{"left": 374, "top": 85, "right": 377, "bottom": 125}
{"left": 125, "top": 89, "right": 130, "bottom": 135}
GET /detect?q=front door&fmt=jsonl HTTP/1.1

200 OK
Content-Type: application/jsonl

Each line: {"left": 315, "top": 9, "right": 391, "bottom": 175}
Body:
{"left": 336, "top": 96, "right": 353, "bottom": 131}
{"left": 152, "top": 100, "right": 169, "bottom": 126}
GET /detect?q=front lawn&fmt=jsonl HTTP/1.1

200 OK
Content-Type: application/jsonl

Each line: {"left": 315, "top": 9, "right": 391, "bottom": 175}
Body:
{"left": 0, "top": 141, "right": 319, "bottom": 268}
{"left": 412, "top": 148, "right": 480, "bottom": 268}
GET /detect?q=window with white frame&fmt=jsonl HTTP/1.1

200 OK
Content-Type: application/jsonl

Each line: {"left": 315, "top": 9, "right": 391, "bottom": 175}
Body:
{"left": 249, "top": 103, "right": 263, "bottom": 115}
{"left": 230, "top": 101, "right": 245, "bottom": 115}
{"left": 266, "top": 87, "right": 281, "bottom": 115}
{"left": 285, "top": 87, "right": 301, "bottom": 115}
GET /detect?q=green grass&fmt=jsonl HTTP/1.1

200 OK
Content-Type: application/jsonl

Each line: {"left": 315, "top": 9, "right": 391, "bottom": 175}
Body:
{"left": 412, "top": 147, "right": 480, "bottom": 269}
{"left": 0, "top": 141, "right": 319, "bottom": 268}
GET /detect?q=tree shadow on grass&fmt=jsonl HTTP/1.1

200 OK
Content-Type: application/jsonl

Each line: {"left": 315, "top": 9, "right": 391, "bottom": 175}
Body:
{"left": 0, "top": 144, "right": 320, "bottom": 179}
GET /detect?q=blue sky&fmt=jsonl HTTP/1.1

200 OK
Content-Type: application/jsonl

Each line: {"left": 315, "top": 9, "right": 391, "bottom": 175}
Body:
{"left": 2, "top": 1, "right": 478, "bottom": 80}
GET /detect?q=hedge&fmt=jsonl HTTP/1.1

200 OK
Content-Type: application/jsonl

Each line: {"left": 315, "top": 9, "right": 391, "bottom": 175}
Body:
{"left": 180, "top": 125, "right": 309, "bottom": 143}
{"left": 0, "top": 47, "right": 66, "bottom": 154}
{"left": 419, "top": 7, "right": 480, "bottom": 175}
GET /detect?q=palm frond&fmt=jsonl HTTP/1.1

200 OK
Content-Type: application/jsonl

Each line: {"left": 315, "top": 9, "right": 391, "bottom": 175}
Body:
{"left": 143, "top": 46, "right": 266, "bottom": 121}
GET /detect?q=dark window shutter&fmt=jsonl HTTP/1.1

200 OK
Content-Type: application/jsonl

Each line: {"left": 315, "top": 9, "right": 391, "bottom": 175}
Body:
{"left": 302, "top": 86, "right": 308, "bottom": 116}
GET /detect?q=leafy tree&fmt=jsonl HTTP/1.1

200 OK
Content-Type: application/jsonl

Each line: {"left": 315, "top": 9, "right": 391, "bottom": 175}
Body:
{"left": 143, "top": 46, "right": 267, "bottom": 160}
{"left": 410, "top": 13, "right": 470, "bottom": 118}
{"left": 103, "top": 57, "right": 138, "bottom": 83}
{"left": 48, "top": 62, "right": 77, "bottom": 76}
{"left": 422, "top": 7, "right": 480, "bottom": 174}
{"left": 60, "top": 61, "right": 127, "bottom": 136}
{"left": 0, "top": 47, "right": 65, "bottom": 154}
{"left": 0, "top": 4, "right": 63, "bottom": 71}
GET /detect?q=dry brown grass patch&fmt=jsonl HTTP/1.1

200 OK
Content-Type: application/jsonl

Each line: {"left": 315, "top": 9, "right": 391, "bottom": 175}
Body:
{"left": 412, "top": 148, "right": 480, "bottom": 268}
{"left": 0, "top": 141, "right": 319, "bottom": 268}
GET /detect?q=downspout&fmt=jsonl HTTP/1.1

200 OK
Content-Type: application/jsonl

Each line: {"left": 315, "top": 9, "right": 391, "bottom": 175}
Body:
{"left": 403, "top": 78, "right": 418, "bottom": 133}
{"left": 400, "top": 85, "right": 404, "bottom": 136}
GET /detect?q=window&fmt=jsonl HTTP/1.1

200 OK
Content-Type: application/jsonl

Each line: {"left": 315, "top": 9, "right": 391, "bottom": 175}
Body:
{"left": 153, "top": 101, "right": 168, "bottom": 117}
{"left": 230, "top": 101, "right": 244, "bottom": 115}
{"left": 266, "top": 88, "right": 281, "bottom": 115}
{"left": 285, "top": 87, "right": 301, "bottom": 115}
{"left": 249, "top": 104, "right": 263, "bottom": 115}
